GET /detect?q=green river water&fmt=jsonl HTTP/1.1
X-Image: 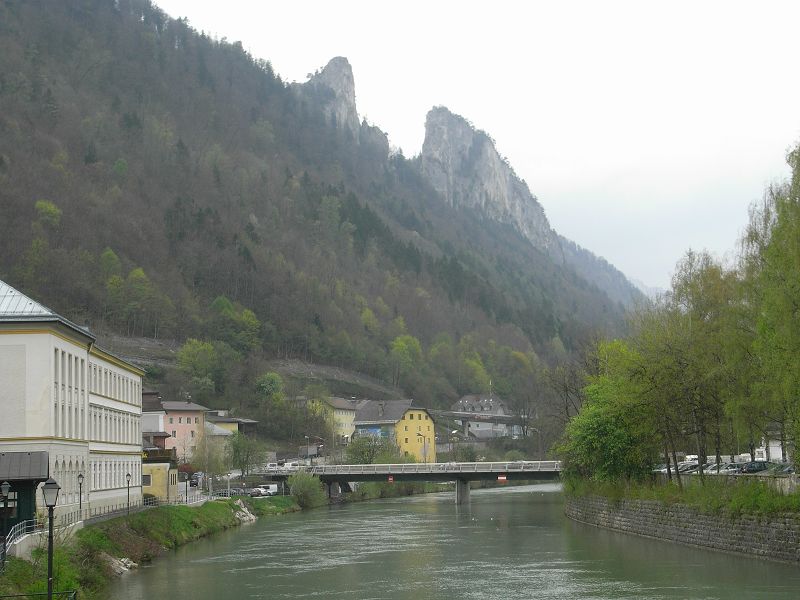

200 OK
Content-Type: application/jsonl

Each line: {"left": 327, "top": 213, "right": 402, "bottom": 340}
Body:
{"left": 112, "top": 484, "right": 800, "bottom": 599}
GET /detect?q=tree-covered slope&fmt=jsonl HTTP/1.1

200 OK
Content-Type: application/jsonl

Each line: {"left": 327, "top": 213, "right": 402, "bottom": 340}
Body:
{"left": 0, "top": 0, "right": 634, "bottom": 411}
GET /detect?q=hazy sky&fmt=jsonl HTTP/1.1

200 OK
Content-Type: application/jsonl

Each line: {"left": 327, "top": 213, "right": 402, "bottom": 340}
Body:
{"left": 156, "top": 0, "right": 800, "bottom": 290}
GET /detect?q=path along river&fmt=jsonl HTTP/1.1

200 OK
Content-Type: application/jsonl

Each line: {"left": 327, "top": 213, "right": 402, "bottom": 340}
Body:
{"left": 113, "top": 484, "right": 800, "bottom": 599}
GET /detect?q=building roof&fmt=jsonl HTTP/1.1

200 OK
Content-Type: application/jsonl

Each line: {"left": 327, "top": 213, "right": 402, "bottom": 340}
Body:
{"left": 451, "top": 394, "right": 507, "bottom": 415}
{"left": 205, "top": 422, "right": 233, "bottom": 437}
{"left": 161, "top": 400, "right": 209, "bottom": 412}
{"left": 0, "top": 279, "right": 94, "bottom": 340}
{"left": 0, "top": 279, "right": 144, "bottom": 375}
{"left": 0, "top": 451, "right": 49, "bottom": 482}
{"left": 325, "top": 396, "right": 358, "bottom": 411}
{"left": 354, "top": 399, "right": 418, "bottom": 424}
{"left": 206, "top": 414, "right": 258, "bottom": 424}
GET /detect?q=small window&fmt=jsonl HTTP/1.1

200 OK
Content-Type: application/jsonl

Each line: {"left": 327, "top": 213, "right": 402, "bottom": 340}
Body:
{"left": 178, "top": 417, "right": 182, "bottom": 424}
{"left": 142, "top": 474, "right": 152, "bottom": 486}
{"left": 405, "top": 438, "right": 409, "bottom": 444}
{"left": 425, "top": 415, "right": 429, "bottom": 420}
{"left": 404, "top": 425, "right": 408, "bottom": 431}
{"left": 191, "top": 430, "right": 195, "bottom": 438}
{"left": 195, "top": 417, "right": 199, "bottom": 424}
{"left": 169, "top": 417, "right": 173, "bottom": 424}
{"left": 409, "top": 414, "right": 414, "bottom": 420}
{"left": 428, "top": 426, "right": 431, "bottom": 432}
{"left": 172, "top": 430, "right": 176, "bottom": 437}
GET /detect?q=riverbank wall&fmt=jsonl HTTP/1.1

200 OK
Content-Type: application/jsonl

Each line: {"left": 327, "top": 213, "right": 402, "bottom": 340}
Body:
{"left": 564, "top": 495, "right": 800, "bottom": 564}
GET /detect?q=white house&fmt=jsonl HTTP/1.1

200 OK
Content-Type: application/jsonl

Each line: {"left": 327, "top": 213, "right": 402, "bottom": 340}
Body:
{"left": 0, "top": 279, "right": 144, "bottom": 516}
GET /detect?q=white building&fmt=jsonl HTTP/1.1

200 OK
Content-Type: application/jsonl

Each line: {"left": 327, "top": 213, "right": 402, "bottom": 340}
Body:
{"left": 0, "top": 280, "right": 144, "bottom": 516}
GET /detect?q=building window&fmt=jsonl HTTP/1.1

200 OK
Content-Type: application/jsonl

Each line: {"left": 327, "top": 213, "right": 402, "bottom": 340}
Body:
{"left": 172, "top": 430, "right": 176, "bottom": 437}
{"left": 428, "top": 426, "right": 431, "bottom": 431}
{"left": 191, "top": 430, "right": 195, "bottom": 438}
{"left": 142, "top": 474, "right": 152, "bottom": 486}
{"left": 405, "top": 438, "right": 408, "bottom": 444}
{"left": 404, "top": 426, "right": 408, "bottom": 431}
{"left": 195, "top": 417, "right": 199, "bottom": 424}
{"left": 409, "top": 414, "right": 414, "bottom": 420}
{"left": 169, "top": 417, "right": 173, "bottom": 424}
{"left": 178, "top": 417, "right": 182, "bottom": 424}
{"left": 425, "top": 415, "right": 429, "bottom": 420}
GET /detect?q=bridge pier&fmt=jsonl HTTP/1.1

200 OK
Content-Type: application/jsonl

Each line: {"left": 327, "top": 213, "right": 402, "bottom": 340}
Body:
{"left": 455, "top": 479, "right": 470, "bottom": 505}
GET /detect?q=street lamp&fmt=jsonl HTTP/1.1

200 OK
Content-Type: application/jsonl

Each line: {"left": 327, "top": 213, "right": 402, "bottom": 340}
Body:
{"left": 126, "top": 473, "right": 131, "bottom": 516}
{"left": 529, "top": 427, "right": 543, "bottom": 459}
{"left": 448, "top": 430, "right": 460, "bottom": 458}
{"left": 1, "top": 481, "right": 10, "bottom": 570}
{"left": 416, "top": 433, "right": 427, "bottom": 463}
{"left": 41, "top": 477, "right": 60, "bottom": 600}
{"left": 77, "top": 473, "right": 84, "bottom": 516}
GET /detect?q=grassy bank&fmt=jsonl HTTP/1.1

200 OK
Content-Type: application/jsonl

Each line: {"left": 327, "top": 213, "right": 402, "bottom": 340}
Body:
{"left": 565, "top": 477, "right": 800, "bottom": 517}
{"left": 0, "top": 496, "right": 298, "bottom": 599}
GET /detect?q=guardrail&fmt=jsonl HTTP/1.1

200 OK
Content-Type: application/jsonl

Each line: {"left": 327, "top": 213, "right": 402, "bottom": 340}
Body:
{"left": 4, "top": 518, "right": 43, "bottom": 559}
{"left": 307, "top": 460, "right": 561, "bottom": 475}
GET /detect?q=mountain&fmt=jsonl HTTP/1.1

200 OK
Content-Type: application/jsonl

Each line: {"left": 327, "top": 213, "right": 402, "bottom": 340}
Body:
{"left": 418, "top": 106, "right": 642, "bottom": 308}
{"left": 0, "top": 0, "right": 639, "bottom": 410}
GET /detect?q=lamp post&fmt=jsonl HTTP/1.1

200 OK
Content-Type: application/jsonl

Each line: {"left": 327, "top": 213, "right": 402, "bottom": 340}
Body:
{"left": 1, "top": 481, "right": 10, "bottom": 570}
{"left": 449, "top": 430, "right": 459, "bottom": 457}
{"left": 42, "top": 477, "right": 60, "bottom": 600}
{"left": 529, "top": 427, "right": 543, "bottom": 459}
{"left": 77, "top": 473, "right": 84, "bottom": 516}
{"left": 126, "top": 473, "right": 131, "bottom": 516}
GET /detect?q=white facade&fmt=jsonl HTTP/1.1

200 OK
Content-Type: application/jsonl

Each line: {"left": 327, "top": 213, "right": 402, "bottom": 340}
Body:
{"left": 0, "top": 281, "right": 143, "bottom": 516}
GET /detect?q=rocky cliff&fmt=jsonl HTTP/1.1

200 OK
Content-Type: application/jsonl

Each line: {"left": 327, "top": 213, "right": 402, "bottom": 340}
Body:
{"left": 420, "top": 106, "right": 560, "bottom": 256}
{"left": 304, "top": 57, "right": 361, "bottom": 142}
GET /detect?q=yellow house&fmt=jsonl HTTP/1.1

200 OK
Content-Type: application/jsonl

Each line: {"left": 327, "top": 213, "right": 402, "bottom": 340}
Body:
{"left": 142, "top": 448, "right": 179, "bottom": 502}
{"left": 324, "top": 397, "right": 357, "bottom": 444}
{"left": 353, "top": 400, "right": 436, "bottom": 462}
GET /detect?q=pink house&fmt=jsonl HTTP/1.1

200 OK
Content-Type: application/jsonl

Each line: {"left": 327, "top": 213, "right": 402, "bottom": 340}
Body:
{"left": 142, "top": 391, "right": 208, "bottom": 463}
{"left": 158, "top": 401, "right": 208, "bottom": 462}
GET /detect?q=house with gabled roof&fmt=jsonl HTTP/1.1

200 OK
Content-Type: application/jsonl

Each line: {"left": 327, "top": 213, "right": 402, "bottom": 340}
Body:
{"left": 353, "top": 399, "right": 436, "bottom": 462}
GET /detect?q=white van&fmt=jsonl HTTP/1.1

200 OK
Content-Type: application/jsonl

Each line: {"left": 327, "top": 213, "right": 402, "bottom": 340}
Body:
{"left": 250, "top": 484, "right": 278, "bottom": 497}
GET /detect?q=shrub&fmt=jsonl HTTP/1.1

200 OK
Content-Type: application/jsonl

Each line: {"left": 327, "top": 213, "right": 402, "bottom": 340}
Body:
{"left": 287, "top": 472, "right": 327, "bottom": 509}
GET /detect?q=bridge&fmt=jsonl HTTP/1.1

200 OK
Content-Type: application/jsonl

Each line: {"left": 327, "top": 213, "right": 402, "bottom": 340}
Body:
{"left": 254, "top": 461, "right": 561, "bottom": 504}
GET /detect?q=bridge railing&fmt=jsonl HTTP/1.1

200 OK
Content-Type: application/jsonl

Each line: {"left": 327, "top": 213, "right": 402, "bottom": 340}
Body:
{"left": 307, "top": 461, "right": 561, "bottom": 475}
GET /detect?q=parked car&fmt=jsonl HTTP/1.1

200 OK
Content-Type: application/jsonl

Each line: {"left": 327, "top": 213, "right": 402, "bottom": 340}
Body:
{"left": 754, "top": 463, "right": 794, "bottom": 476}
{"left": 738, "top": 461, "right": 775, "bottom": 474}
{"left": 715, "top": 463, "right": 742, "bottom": 475}
{"left": 250, "top": 484, "right": 279, "bottom": 497}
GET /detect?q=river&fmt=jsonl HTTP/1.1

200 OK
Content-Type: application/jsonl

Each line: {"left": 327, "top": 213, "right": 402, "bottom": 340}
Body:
{"left": 112, "top": 484, "right": 800, "bottom": 599}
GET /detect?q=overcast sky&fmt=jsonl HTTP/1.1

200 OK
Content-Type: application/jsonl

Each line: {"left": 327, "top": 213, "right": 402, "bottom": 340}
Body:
{"left": 156, "top": 0, "right": 800, "bottom": 290}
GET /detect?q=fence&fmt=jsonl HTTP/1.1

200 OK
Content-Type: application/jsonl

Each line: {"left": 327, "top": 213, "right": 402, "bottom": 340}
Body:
{"left": 654, "top": 471, "right": 799, "bottom": 494}
{"left": 3, "top": 492, "right": 209, "bottom": 559}
{"left": 0, "top": 593, "right": 77, "bottom": 599}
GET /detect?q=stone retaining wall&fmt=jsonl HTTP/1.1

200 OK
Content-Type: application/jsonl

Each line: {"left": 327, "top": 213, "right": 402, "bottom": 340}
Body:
{"left": 564, "top": 495, "right": 800, "bottom": 564}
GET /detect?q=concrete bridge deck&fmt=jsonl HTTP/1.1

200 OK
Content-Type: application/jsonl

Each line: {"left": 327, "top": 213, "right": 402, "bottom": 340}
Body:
{"left": 254, "top": 461, "right": 561, "bottom": 504}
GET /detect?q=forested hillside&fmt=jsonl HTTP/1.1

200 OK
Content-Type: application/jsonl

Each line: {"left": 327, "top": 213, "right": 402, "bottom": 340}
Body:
{"left": 0, "top": 0, "right": 637, "bottom": 434}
